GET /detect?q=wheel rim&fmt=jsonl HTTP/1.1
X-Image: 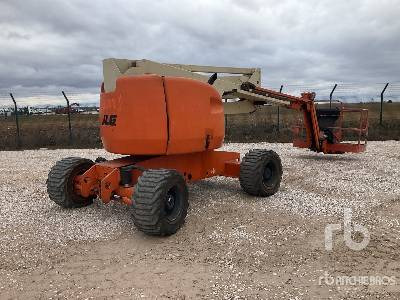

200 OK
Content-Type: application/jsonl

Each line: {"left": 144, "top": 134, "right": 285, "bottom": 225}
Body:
{"left": 262, "top": 161, "right": 278, "bottom": 188}
{"left": 164, "top": 186, "right": 181, "bottom": 221}
{"left": 166, "top": 193, "right": 175, "bottom": 211}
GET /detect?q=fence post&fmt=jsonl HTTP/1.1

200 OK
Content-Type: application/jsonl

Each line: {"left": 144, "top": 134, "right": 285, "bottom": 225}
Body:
{"left": 329, "top": 84, "right": 337, "bottom": 108}
{"left": 380, "top": 83, "right": 389, "bottom": 126}
{"left": 277, "top": 85, "right": 283, "bottom": 132}
{"left": 61, "top": 91, "right": 72, "bottom": 145}
{"left": 9, "top": 93, "right": 21, "bottom": 148}
{"left": 224, "top": 99, "right": 228, "bottom": 136}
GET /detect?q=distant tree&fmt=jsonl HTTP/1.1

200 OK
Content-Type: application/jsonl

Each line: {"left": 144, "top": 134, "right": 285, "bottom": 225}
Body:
{"left": 387, "top": 100, "right": 393, "bottom": 103}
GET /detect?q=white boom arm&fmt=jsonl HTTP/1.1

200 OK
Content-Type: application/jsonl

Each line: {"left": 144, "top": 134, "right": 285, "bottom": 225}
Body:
{"left": 103, "top": 58, "right": 265, "bottom": 114}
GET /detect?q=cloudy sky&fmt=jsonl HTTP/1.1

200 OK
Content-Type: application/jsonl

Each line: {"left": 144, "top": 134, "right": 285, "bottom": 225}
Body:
{"left": 0, "top": 0, "right": 399, "bottom": 98}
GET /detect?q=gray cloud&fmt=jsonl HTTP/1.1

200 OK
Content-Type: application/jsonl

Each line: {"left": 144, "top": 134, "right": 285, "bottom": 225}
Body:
{"left": 0, "top": 0, "right": 399, "bottom": 94}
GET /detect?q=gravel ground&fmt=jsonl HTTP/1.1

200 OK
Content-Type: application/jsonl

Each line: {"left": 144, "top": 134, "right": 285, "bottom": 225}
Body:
{"left": 0, "top": 141, "right": 399, "bottom": 299}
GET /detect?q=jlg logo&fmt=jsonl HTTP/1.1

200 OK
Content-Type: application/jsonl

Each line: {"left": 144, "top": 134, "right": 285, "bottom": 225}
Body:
{"left": 102, "top": 114, "right": 117, "bottom": 126}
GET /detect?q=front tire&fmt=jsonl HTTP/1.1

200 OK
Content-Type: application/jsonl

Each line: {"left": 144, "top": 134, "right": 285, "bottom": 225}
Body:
{"left": 47, "top": 157, "right": 95, "bottom": 208}
{"left": 131, "top": 169, "right": 189, "bottom": 236}
{"left": 239, "top": 149, "right": 282, "bottom": 196}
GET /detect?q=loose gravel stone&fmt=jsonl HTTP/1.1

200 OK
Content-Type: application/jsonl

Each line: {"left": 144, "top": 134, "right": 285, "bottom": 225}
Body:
{"left": 0, "top": 141, "right": 399, "bottom": 299}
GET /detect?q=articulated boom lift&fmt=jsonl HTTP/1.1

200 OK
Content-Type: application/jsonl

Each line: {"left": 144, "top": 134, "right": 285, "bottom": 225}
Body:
{"left": 46, "top": 58, "right": 368, "bottom": 236}
{"left": 103, "top": 58, "right": 368, "bottom": 154}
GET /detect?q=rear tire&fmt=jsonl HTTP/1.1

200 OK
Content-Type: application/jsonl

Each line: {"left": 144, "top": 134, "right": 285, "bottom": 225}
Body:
{"left": 239, "top": 149, "right": 282, "bottom": 196}
{"left": 131, "top": 169, "right": 188, "bottom": 236}
{"left": 47, "top": 157, "right": 95, "bottom": 208}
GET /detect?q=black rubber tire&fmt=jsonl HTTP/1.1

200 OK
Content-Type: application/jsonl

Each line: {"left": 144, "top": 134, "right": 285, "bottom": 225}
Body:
{"left": 239, "top": 149, "right": 282, "bottom": 197}
{"left": 47, "top": 157, "right": 95, "bottom": 208}
{"left": 131, "top": 169, "right": 188, "bottom": 236}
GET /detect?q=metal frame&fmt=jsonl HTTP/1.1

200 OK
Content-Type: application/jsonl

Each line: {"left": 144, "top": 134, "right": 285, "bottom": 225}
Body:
{"left": 75, "top": 150, "right": 240, "bottom": 205}
{"left": 235, "top": 85, "right": 369, "bottom": 154}
{"left": 292, "top": 103, "right": 368, "bottom": 154}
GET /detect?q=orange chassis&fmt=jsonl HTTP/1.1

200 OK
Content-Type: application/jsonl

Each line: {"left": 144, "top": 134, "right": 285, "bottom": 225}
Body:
{"left": 75, "top": 150, "right": 240, "bottom": 206}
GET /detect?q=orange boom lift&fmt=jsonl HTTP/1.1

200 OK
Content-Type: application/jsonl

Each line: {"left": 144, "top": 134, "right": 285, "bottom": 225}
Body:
{"left": 47, "top": 72, "right": 368, "bottom": 236}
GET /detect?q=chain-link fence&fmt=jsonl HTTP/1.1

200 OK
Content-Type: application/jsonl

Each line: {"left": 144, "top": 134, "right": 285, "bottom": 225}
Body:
{"left": 1, "top": 83, "right": 399, "bottom": 150}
